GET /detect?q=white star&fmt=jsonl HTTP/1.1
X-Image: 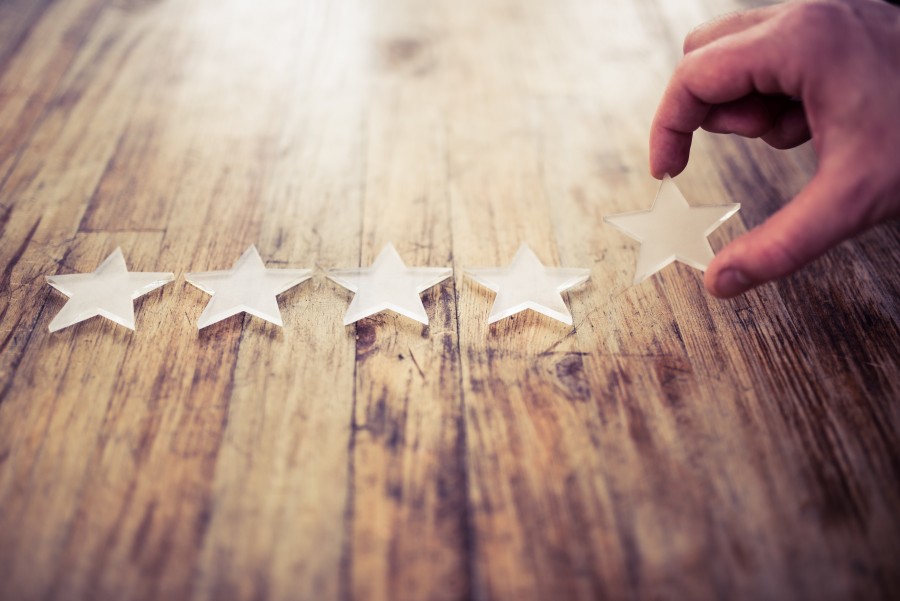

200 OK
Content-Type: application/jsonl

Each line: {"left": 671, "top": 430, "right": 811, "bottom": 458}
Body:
{"left": 46, "top": 248, "right": 173, "bottom": 332}
{"left": 603, "top": 175, "right": 740, "bottom": 284}
{"left": 326, "top": 243, "right": 451, "bottom": 325}
{"left": 466, "top": 243, "right": 590, "bottom": 325}
{"left": 185, "top": 246, "right": 312, "bottom": 329}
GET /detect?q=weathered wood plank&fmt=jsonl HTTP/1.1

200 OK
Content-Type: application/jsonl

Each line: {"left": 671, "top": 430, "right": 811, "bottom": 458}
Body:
{"left": 0, "top": 0, "right": 109, "bottom": 183}
{"left": 0, "top": 0, "right": 897, "bottom": 599}
{"left": 343, "top": 86, "right": 468, "bottom": 601}
{"left": 189, "top": 97, "right": 365, "bottom": 601}
{"left": 0, "top": 0, "right": 157, "bottom": 386}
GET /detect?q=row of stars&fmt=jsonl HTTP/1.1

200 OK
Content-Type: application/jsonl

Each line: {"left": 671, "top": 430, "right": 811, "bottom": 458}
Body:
{"left": 45, "top": 177, "right": 739, "bottom": 332}
{"left": 47, "top": 243, "right": 587, "bottom": 331}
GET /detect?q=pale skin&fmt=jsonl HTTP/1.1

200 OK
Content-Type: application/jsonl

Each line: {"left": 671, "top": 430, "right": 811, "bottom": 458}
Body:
{"left": 650, "top": 0, "right": 900, "bottom": 298}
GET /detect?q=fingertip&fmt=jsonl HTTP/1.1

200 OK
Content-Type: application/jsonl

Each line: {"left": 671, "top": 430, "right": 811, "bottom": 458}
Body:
{"left": 657, "top": 163, "right": 686, "bottom": 179}
{"left": 649, "top": 160, "right": 681, "bottom": 180}
{"left": 649, "top": 156, "right": 687, "bottom": 180}
{"left": 649, "top": 127, "right": 691, "bottom": 179}
{"left": 703, "top": 268, "right": 721, "bottom": 296}
{"left": 648, "top": 156, "right": 666, "bottom": 180}
{"left": 705, "top": 256, "right": 754, "bottom": 298}
{"left": 705, "top": 235, "right": 764, "bottom": 298}
{"left": 683, "top": 23, "right": 707, "bottom": 54}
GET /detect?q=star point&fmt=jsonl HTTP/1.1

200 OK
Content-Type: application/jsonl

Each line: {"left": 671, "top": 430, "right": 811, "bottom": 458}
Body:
{"left": 185, "top": 245, "right": 312, "bottom": 329}
{"left": 604, "top": 175, "right": 740, "bottom": 284}
{"left": 466, "top": 243, "right": 590, "bottom": 325}
{"left": 326, "top": 243, "right": 451, "bottom": 326}
{"left": 46, "top": 247, "right": 174, "bottom": 332}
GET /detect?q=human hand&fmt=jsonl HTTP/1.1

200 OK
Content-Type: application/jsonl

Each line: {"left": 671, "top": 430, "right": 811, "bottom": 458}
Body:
{"left": 650, "top": 0, "right": 900, "bottom": 298}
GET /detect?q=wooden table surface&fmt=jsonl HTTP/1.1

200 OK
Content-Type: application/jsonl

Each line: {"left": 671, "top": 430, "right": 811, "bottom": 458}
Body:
{"left": 1, "top": 0, "right": 899, "bottom": 599}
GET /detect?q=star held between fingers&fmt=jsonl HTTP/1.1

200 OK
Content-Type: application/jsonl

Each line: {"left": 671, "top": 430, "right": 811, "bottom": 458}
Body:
{"left": 603, "top": 175, "right": 740, "bottom": 284}
{"left": 466, "top": 243, "right": 590, "bottom": 325}
{"left": 46, "top": 247, "right": 174, "bottom": 332}
{"left": 326, "top": 243, "right": 452, "bottom": 326}
{"left": 185, "top": 245, "right": 312, "bottom": 329}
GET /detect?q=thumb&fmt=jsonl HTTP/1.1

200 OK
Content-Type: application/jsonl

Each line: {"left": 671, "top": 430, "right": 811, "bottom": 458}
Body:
{"left": 705, "top": 157, "right": 875, "bottom": 297}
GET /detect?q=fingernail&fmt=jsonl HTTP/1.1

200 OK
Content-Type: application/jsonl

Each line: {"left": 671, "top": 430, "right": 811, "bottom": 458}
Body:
{"left": 715, "top": 268, "right": 752, "bottom": 297}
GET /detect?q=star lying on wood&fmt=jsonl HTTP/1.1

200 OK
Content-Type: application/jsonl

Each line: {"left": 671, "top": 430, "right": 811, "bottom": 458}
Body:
{"left": 466, "top": 243, "right": 590, "bottom": 325}
{"left": 327, "top": 243, "right": 451, "bottom": 325}
{"left": 46, "top": 248, "right": 173, "bottom": 332}
{"left": 185, "top": 245, "right": 312, "bottom": 329}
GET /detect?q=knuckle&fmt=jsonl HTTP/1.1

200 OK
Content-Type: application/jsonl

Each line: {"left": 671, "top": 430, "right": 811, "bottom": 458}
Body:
{"left": 778, "top": 1, "right": 853, "bottom": 40}
{"left": 668, "top": 57, "right": 692, "bottom": 94}
{"left": 683, "top": 27, "right": 702, "bottom": 54}
{"left": 673, "top": 53, "right": 691, "bottom": 80}
{"left": 772, "top": 1, "right": 858, "bottom": 68}
{"left": 673, "top": 50, "right": 702, "bottom": 84}
{"left": 682, "top": 12, "right": 736, "bottom": 54}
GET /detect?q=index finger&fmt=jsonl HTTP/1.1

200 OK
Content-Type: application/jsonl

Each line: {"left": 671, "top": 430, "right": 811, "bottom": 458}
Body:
{"left": 650, "top": 23, "right": 802, "bottom": 178}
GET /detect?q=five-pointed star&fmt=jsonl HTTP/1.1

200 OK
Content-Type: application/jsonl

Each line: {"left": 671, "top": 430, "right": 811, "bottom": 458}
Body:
{"left": 46, "top": 247, "right": 174, "bottom": 332}
{"left": 185, "top": 245, "right": 312, "bottom": 329}
{"left": 466, "top": 243, "right": 590, "bottom": 325}
{"left": 326, "top": 243, "right": 451, "bottom": 325}
{"left": 603, "top": 175, "right": 740, "bottom": 284}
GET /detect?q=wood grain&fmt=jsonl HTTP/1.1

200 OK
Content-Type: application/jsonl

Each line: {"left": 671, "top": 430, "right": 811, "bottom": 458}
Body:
{"left": 0, "top": 0, "right": 898, "bottom": 600}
